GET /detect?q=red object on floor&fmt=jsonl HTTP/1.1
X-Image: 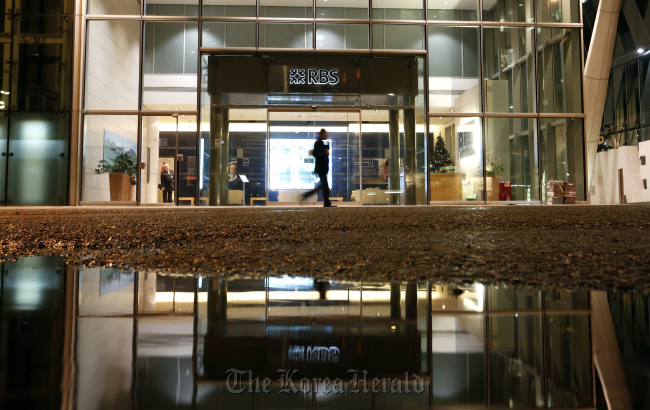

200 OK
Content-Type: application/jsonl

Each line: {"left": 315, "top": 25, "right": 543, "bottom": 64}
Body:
{"left": 499, "top": 181, "right": 512, "bottom": 201}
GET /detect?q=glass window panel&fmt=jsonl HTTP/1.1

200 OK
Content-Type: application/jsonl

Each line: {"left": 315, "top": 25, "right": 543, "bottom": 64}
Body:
{"left": 538, "top": 28, "right": 582, "bottom": 114}
{"left": 316, "top": 24, "right": 369, "bottom": 49}
{"left": 372, "top": 0, "right": 424, "bottom": 20}
{"left": 142, "top": 24, "right": 198, "bottom": 110}
{"left": 6, "top": 112, "right": 68, "bottom": 205}
{"left": 85, "top": 20, "right": 140, "bottom": 110}
{"left": 1, "top": 256, "right": 65, "bottom": 313}
{"left": 225, "top": 5, "right": 257, "bottom": 17}
{"left": 260, "top": 0, "right": 313, "bottom": 18}
{"left": 640, "top": 54, "right": 650, "bottom": 128}
{"left": 483, "top": 27, "right": 536, "bottom": 113}
{"left": 144, "top": 3, "right": 198, "bottom": 16}
{"left": 82, "top": 115, "right": 138, "bottom": 202}
{"left": 428, "top": 26, "right": 480, "bottom": 113}
{"left": 138, "top": 275, "right": 195, "bottom": 314}
{"left": 487, "top": 285, "right": 541, "bottom": 310}
{"left": 489, "top": 315, "right": 543, "bottom": 408}
{"left": 614, "top": 65, "right": 627, "bottom": 132}
{"left": 482, "top": 0, "right": 534, "bottom": 22}
{"left": 87, "top": 0, "right": 140, "bottom": 15}
{"left": 545, "top": 291, "right": 590, "bottom": 310}
{"left": 545, "top": 314, "right": 594, "bottom": 407}
{"left": 202, "top": 5, "right": 225, "bottom": 16}
{"left": 432, "top": 315, "right": 485, "bottom": 406}
{"left": 0, "top": 22, "right": 9, "bottom": 111}
{"left": 202, "top": 22, "right": 257, "bottom": 48}
{"left": 429, "top": 0, "right": 479, "bottom": 21}
{"left": 372, "top": 24, "right": 424, "bottom": 50}
{"left": 485, "top": 118, "right": 538, "bottom": 202}
{"left": 136, "top": 317, "right": 194, "bottom": 408}
{"left": 431, "top": 284, "right": 485, "bottom": 312}
{"left": 76, "top": 318, "right": 133, "bottom": 410}
{"left": 429, "top": 117, "right": 482, "bottom": 202}
{"left": 539, "top": 117, "right": 585, "bottom": 201}
{"left": 141, "top": 115, "right": 198, "bottom": 205}
{"left": 0, "top": 115, "right": 7, "bottom": 204}
{"left": 316, "top": 0, "right": 369, "bottom": 19}
{"left": 185, "top": 24, "right": 199, "bottom": 73}
{"left": 15, "top": 16, "right": 71, "bottom": 111}
{"left": 537, "top": 0, "right": 580, "bottom": 23}
{"left": 78, "top": 267, "right": 135, "bottom": 316}
{"left": 17, "top": 0, "right": 73, "bottom": 14}
{"left": 627, "top": 60, "right": 640, "bottom": 129}
{"left": 260, "top": 23, "right": 313, "bottom": 48}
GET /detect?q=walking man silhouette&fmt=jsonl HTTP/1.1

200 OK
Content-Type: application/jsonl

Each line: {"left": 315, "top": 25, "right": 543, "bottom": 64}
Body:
{"left": 302, "top": 128, "right": 335, "bottom": 207}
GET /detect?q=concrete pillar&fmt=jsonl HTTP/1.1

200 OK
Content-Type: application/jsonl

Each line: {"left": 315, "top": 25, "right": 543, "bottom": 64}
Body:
{"left": 207, "top": 279, "right": 228, "bottom": 335}
{"left": 390, "top": 283, "right": 401, "bottom": 319}
{"left": 209, "top": 106, "right": 229, "bottom": 206}
{"left": 590, "top": 291, "right": 632, "bottom": 410}
{"left": 584, "top": 0, "right": 621, "bottom": 201}
{"left": 403, "top": 108, "right": 417, "bottom": 205}
{"left": 388, "top": 110, "right": 400, "bottom": 205}
{"left": 404, "top": 282, "right": 418, "bottom": 319}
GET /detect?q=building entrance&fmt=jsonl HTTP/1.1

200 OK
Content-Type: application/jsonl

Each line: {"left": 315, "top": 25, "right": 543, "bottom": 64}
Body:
{"left": 201, "top": 53, "right": 427, "bottom": 206}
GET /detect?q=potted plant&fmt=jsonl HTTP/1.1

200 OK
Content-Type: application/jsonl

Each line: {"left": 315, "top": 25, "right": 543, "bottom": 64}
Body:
{"left": 95, "top": 146, "right": 138, "bottom": 201}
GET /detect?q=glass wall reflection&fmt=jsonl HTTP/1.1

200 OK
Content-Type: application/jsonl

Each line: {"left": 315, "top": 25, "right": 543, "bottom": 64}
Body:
{"left": 6, "top": 257, "right": 642, "bottom": 409}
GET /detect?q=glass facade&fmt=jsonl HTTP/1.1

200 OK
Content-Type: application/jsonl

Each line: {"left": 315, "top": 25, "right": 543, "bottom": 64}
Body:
{"left": 0, "top": 3, "right": 72, "bottom": 205}
{"left": 65, "top": 266, "right": 598, "bottom": 408}
{"left": 76, "top": 0, "right": 585, "bottom": 206}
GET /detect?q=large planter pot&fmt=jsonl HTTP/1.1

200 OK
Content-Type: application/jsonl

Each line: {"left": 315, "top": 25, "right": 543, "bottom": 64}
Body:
{"left": 108, "top": 173, "right": 134, "bottom": 201}
{"left": 486, "top": 176, "right": 500, "bottom": 201}
{"left": 430, "top": 172, "right": 463, "bottom": 201}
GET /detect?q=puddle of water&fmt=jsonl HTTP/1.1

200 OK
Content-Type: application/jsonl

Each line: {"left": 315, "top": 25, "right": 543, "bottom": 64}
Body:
{"left": 1, "top": 256, "right": 647, "bottom": 409}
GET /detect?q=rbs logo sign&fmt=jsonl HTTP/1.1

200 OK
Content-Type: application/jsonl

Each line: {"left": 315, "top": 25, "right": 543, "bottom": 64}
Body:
{"left": 289, "top": 68, "right": 339, "bottom": 86}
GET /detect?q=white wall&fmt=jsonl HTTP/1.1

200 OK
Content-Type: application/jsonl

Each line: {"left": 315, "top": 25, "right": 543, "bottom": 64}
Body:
{"left": 590, "top": 146, "right": 646, "bottom": 204}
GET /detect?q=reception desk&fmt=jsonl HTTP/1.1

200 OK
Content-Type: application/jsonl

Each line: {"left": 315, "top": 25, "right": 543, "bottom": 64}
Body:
{"left": 430, "top": 173, "right": 464, "bottom": 201}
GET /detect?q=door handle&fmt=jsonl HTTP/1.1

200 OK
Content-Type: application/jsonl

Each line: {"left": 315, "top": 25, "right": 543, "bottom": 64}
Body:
{"left": 9, "top": 152, "right": 14, "bottom": 156}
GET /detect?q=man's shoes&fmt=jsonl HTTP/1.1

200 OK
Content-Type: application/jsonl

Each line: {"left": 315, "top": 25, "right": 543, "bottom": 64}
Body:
{"left": 324, "top": 203, "right": 336, "bottom": 207}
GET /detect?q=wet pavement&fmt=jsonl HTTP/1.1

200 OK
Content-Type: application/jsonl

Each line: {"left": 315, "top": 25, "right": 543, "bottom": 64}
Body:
{"left": 1, "top": 204, "right": 649, "bottom": 293}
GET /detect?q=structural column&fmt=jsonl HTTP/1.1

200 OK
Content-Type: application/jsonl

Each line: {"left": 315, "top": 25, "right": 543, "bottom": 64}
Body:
{"left": 388, "top": 110, "right": 401, "bottom": 205}
{"left": 209, "top": 105, "right": 229, "bottom": 206}
{"left": 403, "top": 108, "right": 416, "bottom": 205}
{"left": 583, "top": 0, "right": 621, "bottom": 200}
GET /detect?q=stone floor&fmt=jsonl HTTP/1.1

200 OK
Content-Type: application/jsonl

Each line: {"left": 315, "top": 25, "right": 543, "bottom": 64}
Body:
{"left": 1, "top": 204, "right": 649, "bottom": 293}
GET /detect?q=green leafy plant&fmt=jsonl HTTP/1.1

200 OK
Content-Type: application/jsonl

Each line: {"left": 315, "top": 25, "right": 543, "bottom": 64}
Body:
{"left": 439, "top": 164, "right": 456, "bottom": 173}
{"left": 95, "top": 146, "right": 138, "bottom": 185}
{"left": 486, "top": 156, "right": 504, "bottom": 177}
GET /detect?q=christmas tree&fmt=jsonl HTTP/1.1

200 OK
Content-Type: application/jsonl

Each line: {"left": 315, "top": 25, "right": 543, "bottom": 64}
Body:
{"left": 431, "top": 135, "right": 454, "bottom": 172}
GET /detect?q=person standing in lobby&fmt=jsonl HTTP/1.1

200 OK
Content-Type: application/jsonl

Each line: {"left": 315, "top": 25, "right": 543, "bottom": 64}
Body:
{"left": 160, "top": 163, "right": 174, "bottom": 203}
{"left": 302, "top": 128, "right": 335, "bottom": 207}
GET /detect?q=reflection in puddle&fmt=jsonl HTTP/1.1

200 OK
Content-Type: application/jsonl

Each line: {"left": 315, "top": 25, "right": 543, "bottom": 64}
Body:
{"left": 1, "top": 257, "right": 648, "bottom": 409}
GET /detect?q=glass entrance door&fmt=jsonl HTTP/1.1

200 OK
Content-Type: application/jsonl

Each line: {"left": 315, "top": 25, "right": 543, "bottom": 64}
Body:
{"left": 140, "top": 115, "right": 197, "bottom": 205}
{"left": 266, "top": 111, "right": 360, "bottom": 206}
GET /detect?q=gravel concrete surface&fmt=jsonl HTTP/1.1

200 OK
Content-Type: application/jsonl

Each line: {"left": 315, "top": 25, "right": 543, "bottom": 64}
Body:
{"left": 1, "top": 205, "right": 649, "bottom": 292}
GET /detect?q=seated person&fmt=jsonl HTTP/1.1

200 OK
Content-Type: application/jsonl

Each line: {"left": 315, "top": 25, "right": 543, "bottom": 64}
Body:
{"left": 228, "top": 161, "right": 243, "bottom": 190}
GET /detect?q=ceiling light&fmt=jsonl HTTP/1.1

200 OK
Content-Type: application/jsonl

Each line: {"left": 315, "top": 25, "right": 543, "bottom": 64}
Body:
{"left": 638, "top": 48, "right": 645, "bottom": 54}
